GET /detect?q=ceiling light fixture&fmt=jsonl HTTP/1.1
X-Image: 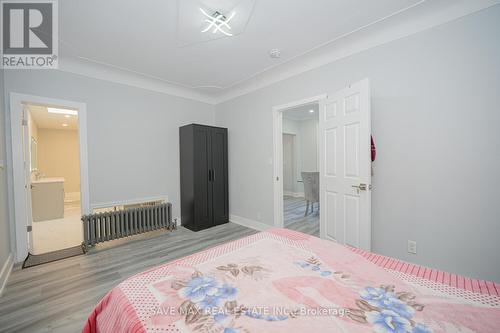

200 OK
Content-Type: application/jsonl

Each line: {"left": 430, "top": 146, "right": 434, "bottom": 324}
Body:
{"left": 269, "top": 48, "right": 281, "bottom": 59}
{"left": 47, "top": 107, "right": 78, "bottom": 116}
{"left": 309, "top": 110, "right": 315, "bottom": 113}
{"left": 200, "top": 8, "right": 235, "bottom": 37}
{"left": 62, "top": 123, "right": 69, "bottom": 127}
{"left": 64, "top": 115, "right": 71, "bottom": 118}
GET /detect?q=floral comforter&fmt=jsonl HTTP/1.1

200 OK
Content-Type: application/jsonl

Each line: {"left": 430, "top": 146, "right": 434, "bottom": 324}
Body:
{"left": 83, "top": 229, "right": 500, "bottom": 333}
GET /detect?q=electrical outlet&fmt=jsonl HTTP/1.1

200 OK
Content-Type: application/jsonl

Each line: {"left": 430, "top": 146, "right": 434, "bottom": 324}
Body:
{"left": 407, "top": 240, "right": 417, "bottom": 254}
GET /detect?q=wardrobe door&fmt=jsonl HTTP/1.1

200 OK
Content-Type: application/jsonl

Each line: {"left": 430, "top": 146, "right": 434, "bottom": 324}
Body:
{"left": 193, "top": 126, "right": 213, "bottom": 229}
{"left": 210, "top": 127, "right": 229, "bottom": 225}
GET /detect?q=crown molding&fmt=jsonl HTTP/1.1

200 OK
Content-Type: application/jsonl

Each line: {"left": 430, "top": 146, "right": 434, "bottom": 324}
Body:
{"left": 214, "top": 0, "right": 500, "bottom": 104}
{"left": 54, "top": 1, "right": 499, "bottom": 106}
{"left": 57, "top": 57, "right": 218, "bottom": 105}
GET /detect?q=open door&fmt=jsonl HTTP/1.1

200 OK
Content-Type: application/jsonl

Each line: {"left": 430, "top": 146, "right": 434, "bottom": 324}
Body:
{"left": 22, "top": 106, "right": 34, "bottom": 254}
{"left": 319, "top": 79, "right": 371, "bottom": 250}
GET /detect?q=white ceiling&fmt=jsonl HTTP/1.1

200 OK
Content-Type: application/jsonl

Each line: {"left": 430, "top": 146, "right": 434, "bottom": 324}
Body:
{"left": 59, "top": 0, "right": 420, "bottom": 89}
{"left": 57, "top": 0, "right": 500, "bottom": 103}
{"left": 283, "top": 103, "right": 319, "bottom": 121}
{"left": 26, "top": 104, "right": 79, "bottom": 131}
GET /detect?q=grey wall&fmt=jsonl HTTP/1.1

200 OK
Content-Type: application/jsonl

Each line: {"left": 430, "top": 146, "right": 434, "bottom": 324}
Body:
{"left": 0, "top": 68, "right": 12, "bottom": 271}
{"left": 215, "top": 7, "right": 500, "bottom": 282}
{"left": 4, "top": 70, "right": 215, "bottom": 225}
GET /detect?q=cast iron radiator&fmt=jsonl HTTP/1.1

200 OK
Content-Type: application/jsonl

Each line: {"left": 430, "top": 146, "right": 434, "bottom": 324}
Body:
{"left": 82, "top": 202, "right": 173, "bottom": 249}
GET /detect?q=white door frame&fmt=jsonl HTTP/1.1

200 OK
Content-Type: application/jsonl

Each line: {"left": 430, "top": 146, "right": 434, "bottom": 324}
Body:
{"left": 272, "top": 94, "right": 327, "bottom": 229}
{"left": 21, "top": 105, "right": 34, "bottom": 253}
{"left": 9, "top": 93, "right": 90, "bottom": 262}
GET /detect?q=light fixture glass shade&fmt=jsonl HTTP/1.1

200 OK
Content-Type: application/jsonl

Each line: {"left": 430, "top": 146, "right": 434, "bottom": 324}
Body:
{"left": 177, "top": 0, "right": 255, "bottom": 46}
{"left": 200, "top": 8, "right": 236, "bottom": 36}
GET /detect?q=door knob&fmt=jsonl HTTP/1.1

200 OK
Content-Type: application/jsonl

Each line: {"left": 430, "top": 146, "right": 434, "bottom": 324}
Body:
{"left": 352, "top": 183, "right": 368, "bottom": 192}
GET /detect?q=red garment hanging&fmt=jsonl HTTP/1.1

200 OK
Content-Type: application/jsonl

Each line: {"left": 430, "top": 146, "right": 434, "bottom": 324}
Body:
{"left": 371, "top": 135, "right": 376, "bottom": 162}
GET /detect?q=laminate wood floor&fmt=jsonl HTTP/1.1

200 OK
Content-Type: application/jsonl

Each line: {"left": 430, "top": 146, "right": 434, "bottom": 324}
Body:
{"left": 0, "top": 223, "right": 257, "bottom": 333}
{"left": 283, "top": 196, "right": 320, "bottom": 237}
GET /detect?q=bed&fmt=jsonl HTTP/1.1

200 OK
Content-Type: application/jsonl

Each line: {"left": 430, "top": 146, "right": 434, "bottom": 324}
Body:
{"left": 83, "top": 228, "right": 500, "bottom": 333}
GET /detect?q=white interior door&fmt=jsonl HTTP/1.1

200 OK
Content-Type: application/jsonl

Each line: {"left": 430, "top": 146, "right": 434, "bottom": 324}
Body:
{"left": 319, "top": 79, "right": 371, "bottom": 250}
{"left": 22, "top": 106, "right": 34, "bottom": 254}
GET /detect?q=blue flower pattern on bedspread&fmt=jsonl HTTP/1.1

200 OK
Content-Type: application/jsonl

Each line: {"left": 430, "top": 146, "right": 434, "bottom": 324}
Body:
{"left": 361, "top": 287, "right": 415, "bottom": 319}
{"left": 366, "top": 310, "right": 413, "bottom": 333}
{"left": 294, "top": 259, "right": 332, "bottom": 277}
{"left": 175, "top": 257, "right": 432, "bottom": 333}
{"left": 181, "top": 276, "right": 220, "bottom": 303}
{"left": 358, "top": 286, "right": 431, "bottom": 333}
{"left": 177, "top": 268, "right": 295, "bottom": 333}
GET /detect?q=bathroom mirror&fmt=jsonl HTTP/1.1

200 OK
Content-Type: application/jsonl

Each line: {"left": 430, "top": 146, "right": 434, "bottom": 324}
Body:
{"left": 30, "top": 137, "right": 38, "bottom": 172}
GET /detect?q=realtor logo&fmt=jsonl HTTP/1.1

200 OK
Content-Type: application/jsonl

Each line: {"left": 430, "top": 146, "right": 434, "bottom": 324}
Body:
{"left": 1, "top": 0, "right": 58, "bottom": 68}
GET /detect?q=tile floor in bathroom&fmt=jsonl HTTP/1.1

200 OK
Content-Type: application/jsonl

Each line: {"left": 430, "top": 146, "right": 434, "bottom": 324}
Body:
{"left": 31, "top": 201, "right": 83, "bottom": 254}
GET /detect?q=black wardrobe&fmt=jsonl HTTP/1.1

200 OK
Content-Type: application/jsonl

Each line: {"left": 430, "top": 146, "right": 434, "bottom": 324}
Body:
{"left": 179, "top": 124, "right": 229, "bottom": 231}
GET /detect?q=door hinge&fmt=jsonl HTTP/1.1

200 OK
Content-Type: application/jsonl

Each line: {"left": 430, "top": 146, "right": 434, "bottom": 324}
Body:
{"left": 27, "top": 225, "right": 32, "bottom": 232}
{"left": 22, "top": 119, "right": 28, "bottom": 126}
{"left": 276, "top": 176, "right": 279, "bottom": 181}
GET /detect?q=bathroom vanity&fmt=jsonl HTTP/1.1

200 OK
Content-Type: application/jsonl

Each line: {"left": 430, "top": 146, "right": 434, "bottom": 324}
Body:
{"left": 31, "top": 177, "right": 65, "bottom": 222}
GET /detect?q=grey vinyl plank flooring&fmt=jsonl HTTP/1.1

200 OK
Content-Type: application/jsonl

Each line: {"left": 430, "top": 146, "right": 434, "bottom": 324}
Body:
{"left": 0, "top": 223, "right": 257, "bottom": 333}
{"left": 284, "top": 196, "right": 320, "bottom": 237}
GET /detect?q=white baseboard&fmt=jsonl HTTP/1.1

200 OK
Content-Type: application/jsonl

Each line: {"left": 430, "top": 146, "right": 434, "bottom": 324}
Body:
{"left": 0, "top": 253, "right": 14, "bottom": 297}
{"left": 229, "top": 214, "right": 272, "bottom": 232}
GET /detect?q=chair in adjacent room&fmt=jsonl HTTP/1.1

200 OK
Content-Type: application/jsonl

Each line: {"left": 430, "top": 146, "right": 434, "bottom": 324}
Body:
{"left": 301, "top": 171, "right": 319, "bottom": 216}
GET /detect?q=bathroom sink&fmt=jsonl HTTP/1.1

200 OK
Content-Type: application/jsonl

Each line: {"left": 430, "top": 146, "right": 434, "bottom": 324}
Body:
{"left": 32, "top": 177, "right": 65, "bottom": 184}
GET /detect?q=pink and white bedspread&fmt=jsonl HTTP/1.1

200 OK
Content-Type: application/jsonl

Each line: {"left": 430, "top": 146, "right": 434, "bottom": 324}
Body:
{"left": 83, "top": 229, "right": 500, "bottom": 333}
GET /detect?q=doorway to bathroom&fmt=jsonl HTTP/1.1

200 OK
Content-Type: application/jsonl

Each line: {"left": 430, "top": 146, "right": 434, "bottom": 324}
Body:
{"left": 24, "top": 103, "right": 83, "bottom": 255}
{"left": 9, "top": 93, "right": 90, "bottom": 263}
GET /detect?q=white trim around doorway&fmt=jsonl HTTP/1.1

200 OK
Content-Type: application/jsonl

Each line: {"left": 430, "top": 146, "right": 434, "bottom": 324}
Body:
{"left": 8, "top": 93, "right": 90, "bottom": 263}
{"left": 272, "top": 94, "right": 327, "bottom": 230}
